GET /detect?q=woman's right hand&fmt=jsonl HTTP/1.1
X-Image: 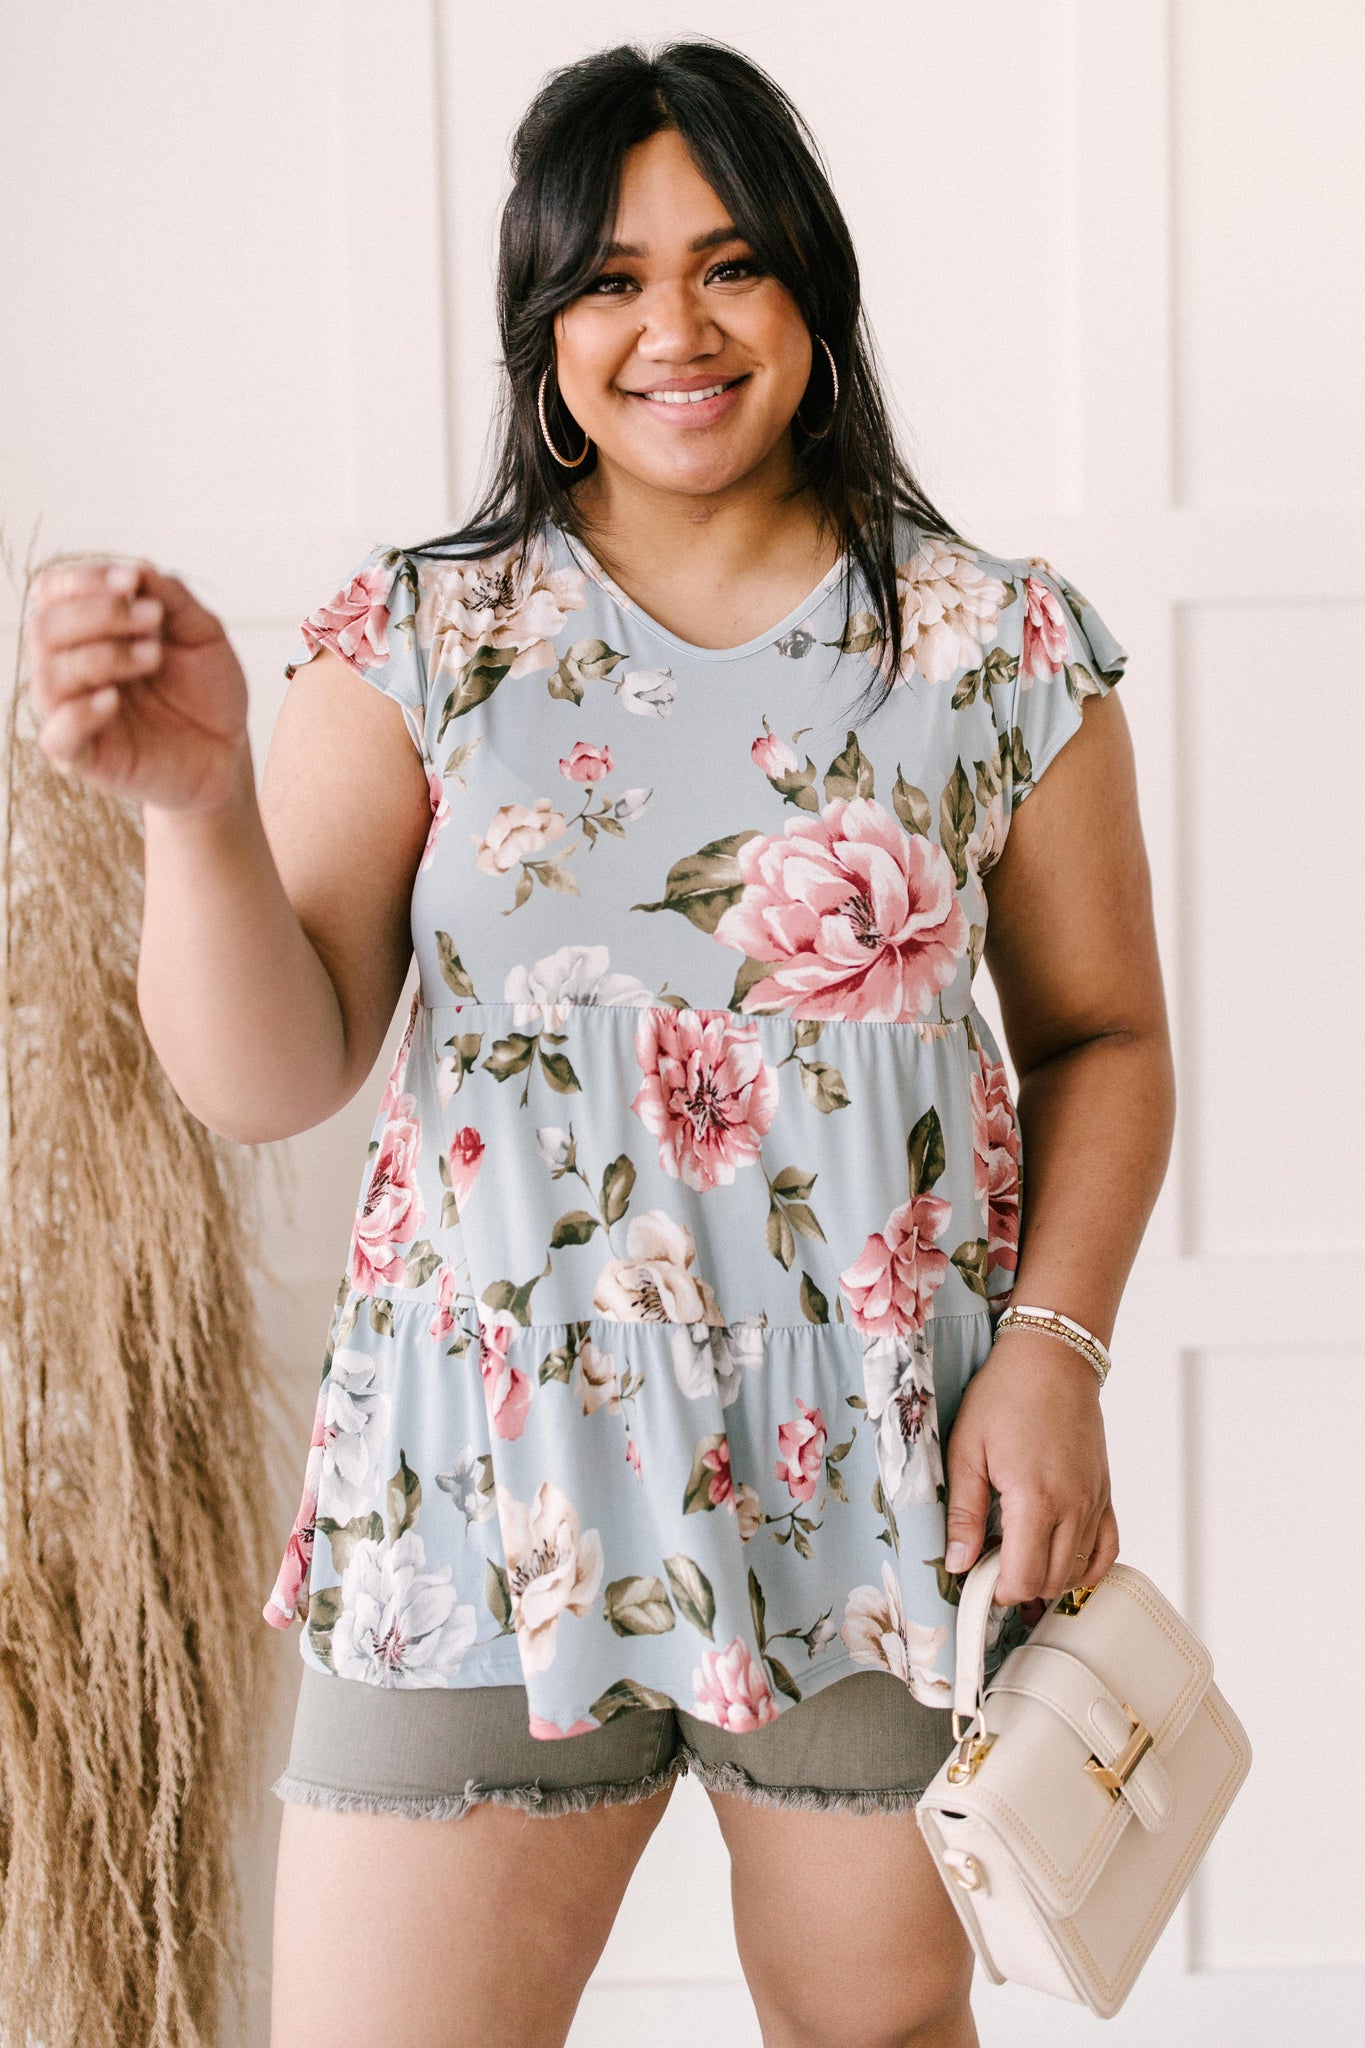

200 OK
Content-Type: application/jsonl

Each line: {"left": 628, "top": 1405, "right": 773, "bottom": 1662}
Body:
{"left": 25, "top": 558, "right": 252, "bottom": 815}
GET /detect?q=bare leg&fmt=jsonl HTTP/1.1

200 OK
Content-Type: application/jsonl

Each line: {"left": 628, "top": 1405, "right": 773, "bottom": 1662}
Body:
{"left": 705, "top": 1789, "right": 978, "bottom": 2048}
{"left": 269, "top": 1774, "right": 678, "bottom": 2048}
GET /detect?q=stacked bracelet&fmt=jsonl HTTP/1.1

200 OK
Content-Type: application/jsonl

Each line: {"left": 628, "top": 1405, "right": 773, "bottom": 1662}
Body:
{"left": 992, "top": 1303, "right": 1112, "bottom": 1388}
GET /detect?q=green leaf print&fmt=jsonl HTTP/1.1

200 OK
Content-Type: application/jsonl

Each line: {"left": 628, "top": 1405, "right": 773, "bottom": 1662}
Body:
{"left": 559, "top": 638, "right": 627, "bottom": 686}
{"left": 538, "top": 1338, "right": 576, "bottom": 1384}
{"left": 385, "top": 1451, "right": 421, "bottom": 1545}
{"left": 939, "top": 758, "right": 976, "bottom": 889}
{"left": 683, "top": 1431, "right": 730, "bottom": 1514}
{"left": 603, "top": 1575, "right": 676, "bottom": 1637}
{"left": 793, "top": 1018, "right": 823, "bottom": 1047}
{"left": 663, "top": 1554, "right": 717, "bottom": 1639}
{"left": 984, "top": 641, "right": 1019, "bottom": 700}
{"left": 483, "top": 1031, "right": 537, "bottom": 1080}
{"left": 951, "top": 1239, "right": 991, "bottom": 1297}
{"left": 441, "top": 736, "right": 481, "bottom": 789}
{"left": 315, "top": 1510, "right": 384, "bottom": 1574}
{"left": 367, "top": 1296, "right": 394, "bottom": 1338}
{"left": 403, "top": 1238, "right": 443, "bottom": 1289}
{"left": 437, "top": 645, "right": 515, "bottom": 735}
{"left": 771, "top": 1164, "right": 816, "bottom": 1199}
{"left": 785, "top": 1202, "right": 827, "bottom": 1244}
{"left": 729, "top": 954, "right": 779, "bottom": 1011}
{"left": 435, "top": 931, "right": 477, "bottom": 999}
{"left": 631, "top": 831, "right": 760, "bottom": 933}
{"left": 906, "top": 1105, "right": 947, "bottom": 1196}
{"left": 967, "top": 923, "right": 986, "bottom": 977}
{"left": 748, "top": 1565, "right": 768, "bottom": 1652}
{"left": 892, "top": 767, "right": 932, "bottom": 836}
{"left": 766, "top": 1655, "right": 802, "bottom": 1704}
{"left": 526, "top": 854, "right": 579, "bottom": 896}
{"left": 304, "top": 1585, "right": 342, "bottom": 1671}
{"left": 952, "top": 664, "right": 984, "bottom": 709}
{"left": 823, "top": 729, "right": 875, "bottom": 804}
{"left": 798, "top": 1059, "right": 850, "bottom": 1114}
{"left": 537, "top": 1044, "right": 582, "bottom": 1094}
{"left": 600, "top": 1153, "right": 636, "bottom": 1226}
{"left": 926, "top": 1555, "right": 964, "bottom": 1607}
{"left": 823, "top": 610, "right": 880, "bottom": 655}
{"left": 480, "top": 1262, "right": 547, "bottom": 1325}
{"left": 765, "top": 1199, "right": 796, "bottom": 1270}
{"left": 549, "top": 1209, "right": 599, "bottom": 1248}
{"left": 485, "top": 1558, "right": 512, "bottom": 1627}
{"left": 799, "top": 1272, "right": 830, "bottom": 1324}
{"left": 589, "top": 1677, "right": 679, "bottom": 1723}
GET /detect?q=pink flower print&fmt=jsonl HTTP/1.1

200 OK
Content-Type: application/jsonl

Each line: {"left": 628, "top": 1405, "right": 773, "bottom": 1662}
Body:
{"left": 420, "top": 768, "right": 451, "bottom": 872}
{"left": 775, "top": 1398, "right": 827, "bottom": 1503}
{"left": 838, "top": 1190, "right": 953, "bottom": 1337}
{"left": 428, "top": 1262, "right": 458, "bottom": 1340}
{"left": 476, "top": 1304, "right": 533, "bottom": 1441}
{"left": 1020, "top": 572, "right": 1071, "bottom": 685}
{"left": 701, "top": 1436, "right": 735, "bottom": 1509}
{"left": 559, "top": 739, "right": 614, "bottom": 782}
{"left": 625, "top": 1436, "right": 642, "bottom": 1481}
{"left": 751, "top": 729, "right": 801, "bottom": 778}
{"left": 689, "top": 1637, "right": 781, "bottom": 1731}
{"left": 713, "top": 798, "right": 969, "bottom": 1022}
{"left": 447, "top": 1126, "right": 484, "bottom": 1215}
{"left": 528, "top": 1713, "right": 600, "bottom": 1740}
{"left": 630, "top": 1008, "right": 779, "bottom": 1191}
{"left": 296, "top": 562, "right": 395, "bottom": 675}
{"left": 349, "top": 1100, "right": 425, "bottom": 1294}
{"left": 378, "top": 996, "right": 419, "bottom": 1119}
{"left": 970, "top": 1051, "right": 1021, "bottom": 1276}
{"left": 262, "top": 1382, "right": 328, "bottom": 1627}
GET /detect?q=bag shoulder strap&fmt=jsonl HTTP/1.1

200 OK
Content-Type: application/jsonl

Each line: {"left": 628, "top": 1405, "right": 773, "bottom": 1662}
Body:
{"left": 953, "top": 1543, "right": 1005, "bottom": 1720}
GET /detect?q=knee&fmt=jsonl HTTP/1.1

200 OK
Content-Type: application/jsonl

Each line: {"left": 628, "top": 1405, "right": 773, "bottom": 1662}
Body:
{"left": 755, "top": 1936, "right": 974, "bottom": 2048}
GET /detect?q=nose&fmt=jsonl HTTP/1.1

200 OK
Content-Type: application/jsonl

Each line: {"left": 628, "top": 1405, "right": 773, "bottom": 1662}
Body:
{"left": 632, "top": 278, "right": 724, "bottom": 366}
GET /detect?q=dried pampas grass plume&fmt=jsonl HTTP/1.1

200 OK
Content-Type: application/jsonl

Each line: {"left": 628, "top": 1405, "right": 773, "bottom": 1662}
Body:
{"left": 0, "top": 534, "right": 293, "bottom": 2048}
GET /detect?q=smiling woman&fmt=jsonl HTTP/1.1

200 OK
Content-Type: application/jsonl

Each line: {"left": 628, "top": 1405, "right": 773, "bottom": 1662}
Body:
{"left": 21, "top": 29, "right": 1171, "bottom": 2048}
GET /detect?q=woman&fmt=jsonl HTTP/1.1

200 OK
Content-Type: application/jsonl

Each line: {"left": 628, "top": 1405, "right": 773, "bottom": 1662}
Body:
{"left": 24, "top": 39, "right": 1173, "bottom": 2048}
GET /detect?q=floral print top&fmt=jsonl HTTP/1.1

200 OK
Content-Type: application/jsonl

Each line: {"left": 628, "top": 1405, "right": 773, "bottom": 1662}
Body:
{"left": 261, "top": 513, "right": 1128, "bottom": 1739}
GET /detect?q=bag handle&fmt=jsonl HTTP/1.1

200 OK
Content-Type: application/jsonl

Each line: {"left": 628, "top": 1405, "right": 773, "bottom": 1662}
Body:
{"left": 952, "top": 1542, "right": 1006, "bottom": 1727}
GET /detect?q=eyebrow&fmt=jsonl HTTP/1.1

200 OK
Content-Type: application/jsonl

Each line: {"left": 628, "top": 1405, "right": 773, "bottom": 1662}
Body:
{"left": 600, "top": 225, "right": 746, "bottom": 259}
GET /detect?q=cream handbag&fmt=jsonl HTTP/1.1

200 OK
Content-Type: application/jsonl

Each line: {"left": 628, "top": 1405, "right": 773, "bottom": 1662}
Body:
{"left": 916, "top": 1545, "right": 1252, "bottom": 2018}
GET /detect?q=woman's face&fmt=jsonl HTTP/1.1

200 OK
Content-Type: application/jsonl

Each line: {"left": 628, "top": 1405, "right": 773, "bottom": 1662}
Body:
{"left": 551, "top": 127, "right": 815, "bottom": 502}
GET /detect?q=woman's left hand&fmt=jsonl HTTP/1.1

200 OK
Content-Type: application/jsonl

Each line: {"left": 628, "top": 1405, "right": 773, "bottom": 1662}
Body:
{"left": 941, "top": 1328, "right": 1121, "bottom": 1612}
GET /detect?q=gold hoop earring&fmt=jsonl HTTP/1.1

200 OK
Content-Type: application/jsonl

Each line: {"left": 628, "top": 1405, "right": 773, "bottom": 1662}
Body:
{"left": 795, "top": 334, "right": 839, "bottom": 440}
{"left": 537, "top": 365, "right": 591, "bottom": 468}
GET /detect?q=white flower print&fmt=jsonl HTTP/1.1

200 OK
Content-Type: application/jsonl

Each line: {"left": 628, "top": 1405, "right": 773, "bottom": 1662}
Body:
{"left": 671, "top": 1319, "right": 766, "bottom": 1407}
{"left": 592, "top": 1210, "right": 724, "bottom": 1325}
{"left": 496, "top": 1480, "right": 604, "bottom": 1676}
{"left": 434, "top": 1445, "right": 496, "bottom": 1527}
{"left": 612, "top": 787, "right": 652, "bottom": 822}
{"left": 891, "top": 536, "right": 1008, "bottom": 688}
{"left": 316, "top": 1348, "right": 391, "bottom": 1524}
{"left": 860, "top": 1327, "right": 944, "bottom": 1511}
{"left": 618, "top": 668, "right": 676, "bottom": 716}
{"left": 840, "top": 1558, "right": 952, "bottom": 1707}
{"left": 418, "top": 533, "right": 588, "bottom": 684}
{"left": 504, "top": 944, "right": 655, "bottom": 1031}
{"left": 330, "top": 1528, "right": 479, "bottom": 1686}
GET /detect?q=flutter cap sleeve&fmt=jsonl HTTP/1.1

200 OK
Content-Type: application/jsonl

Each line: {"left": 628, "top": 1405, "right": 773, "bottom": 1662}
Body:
{"left": 992, "top": 559, "right": 1129, "bottom": 814}
{"left": 285, "top": 544, "right": 429, "bottom": 762}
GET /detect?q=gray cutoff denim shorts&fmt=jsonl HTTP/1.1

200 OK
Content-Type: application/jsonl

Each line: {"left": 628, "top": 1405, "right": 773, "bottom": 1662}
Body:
{"left": 274, "top": 1664, "right": 957, "bottom": 1823}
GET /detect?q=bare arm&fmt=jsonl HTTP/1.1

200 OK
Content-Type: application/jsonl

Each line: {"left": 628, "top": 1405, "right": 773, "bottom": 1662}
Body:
{"left": 945, "top": 686, "right": 1177, "bottom": 1606}
{"left": 26, "top": 559, "right": 431, "bottom": 1144}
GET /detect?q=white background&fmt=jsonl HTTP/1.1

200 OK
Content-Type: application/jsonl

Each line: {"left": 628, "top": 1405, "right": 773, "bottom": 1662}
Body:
{"left": 1, "top": 4, "right": 1361, "bottom": 2042}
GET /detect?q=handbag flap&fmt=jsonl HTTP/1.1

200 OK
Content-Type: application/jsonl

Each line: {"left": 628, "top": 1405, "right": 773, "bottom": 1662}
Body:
{"left": 922, "top": 1562, "right": 1215, "bottom": 1916}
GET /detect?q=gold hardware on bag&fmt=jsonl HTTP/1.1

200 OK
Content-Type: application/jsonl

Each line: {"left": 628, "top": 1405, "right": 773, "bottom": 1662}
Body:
{"left": 1056, "top": 1582, "right": 1098, "bottom": 1614}
{"left": 949, "top": 1853, "right": 986, "bottom": 1891}
{"left": 947, "top": 1730, "right": 997, "bottom": 1784}
{"left": 1084, "top": 1705, "right": 1154, "bottom": 1799}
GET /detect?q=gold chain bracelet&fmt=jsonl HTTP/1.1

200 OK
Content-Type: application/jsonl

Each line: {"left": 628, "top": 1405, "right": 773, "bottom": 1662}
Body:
{"left": 991, "top": 1303, "right": 1112, "bottom": 1388}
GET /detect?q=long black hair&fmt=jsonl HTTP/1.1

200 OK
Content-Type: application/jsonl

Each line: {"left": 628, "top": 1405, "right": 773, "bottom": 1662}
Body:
{"left": 403, "top": 37, "right": 974, "bottom": 719}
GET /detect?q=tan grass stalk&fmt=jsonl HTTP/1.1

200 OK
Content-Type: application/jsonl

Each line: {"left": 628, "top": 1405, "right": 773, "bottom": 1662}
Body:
{"left": 0, "top": 542, "right": 293, "bottom": 2047}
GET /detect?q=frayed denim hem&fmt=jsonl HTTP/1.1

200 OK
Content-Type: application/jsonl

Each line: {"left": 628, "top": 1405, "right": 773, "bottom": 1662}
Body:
{"left": 677, "top": 1747, "right": 929, "bottom": 1816}
{"left": 270, "top": 1750, "right": 687, "bottom": 1824}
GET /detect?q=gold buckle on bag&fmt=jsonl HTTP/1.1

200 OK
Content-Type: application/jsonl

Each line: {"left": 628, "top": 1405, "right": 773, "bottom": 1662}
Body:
{"left": 947, "top": 1706, "right": 996, "bottom": 1784}
{"left": 1084, "top": 1704, "right": 1153, "bottom": 1799}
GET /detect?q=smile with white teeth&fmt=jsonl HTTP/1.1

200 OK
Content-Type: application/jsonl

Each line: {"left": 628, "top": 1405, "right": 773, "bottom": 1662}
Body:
{"left": 637, "top": 380, "right": 737, "bottom": 404}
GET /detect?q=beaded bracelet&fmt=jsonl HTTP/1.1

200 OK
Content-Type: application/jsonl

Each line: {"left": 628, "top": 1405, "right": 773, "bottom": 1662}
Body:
{"left": 991, "top": 1303, "right": 1112, "bottom": 1388}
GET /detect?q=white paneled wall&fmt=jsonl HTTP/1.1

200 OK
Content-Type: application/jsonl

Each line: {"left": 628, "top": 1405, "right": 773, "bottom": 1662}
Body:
{"left": 3, "top": 4, "right": 1361, "bottom": 2044}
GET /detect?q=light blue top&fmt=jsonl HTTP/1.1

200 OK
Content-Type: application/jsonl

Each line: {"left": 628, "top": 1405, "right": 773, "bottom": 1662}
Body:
{"left": 262, "top": 511, "right": 1128, "bottom": 1739}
